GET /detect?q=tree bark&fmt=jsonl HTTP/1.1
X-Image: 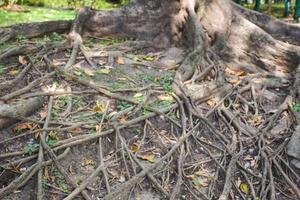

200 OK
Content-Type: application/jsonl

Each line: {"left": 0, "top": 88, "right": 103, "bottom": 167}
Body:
{"left": 75, "top": 0, "right": 300, "bottom": 75}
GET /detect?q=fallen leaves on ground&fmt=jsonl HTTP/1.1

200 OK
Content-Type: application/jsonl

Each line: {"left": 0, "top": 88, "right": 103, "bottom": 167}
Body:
{"left": 14, "top": 123, "right": 33, "bottom": 132}
{"left": 97, "top": 69, "right": 111, "bottom": 74}
{"left": 130, "top": 143, "right": 139, "bottom": 153}
{"left": 18, "top": 56, "right": 27, "bottom": 65}
{"left": 138, "top": 154, "right": 156, "bottom": 163}
{"left": 9, "top": 69, "right": 18, "bottom": 76}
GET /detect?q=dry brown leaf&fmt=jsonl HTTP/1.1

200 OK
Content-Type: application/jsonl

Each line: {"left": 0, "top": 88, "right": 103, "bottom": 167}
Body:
{"left": 116, "top": 57, "right": 125, "bottom": 65}
{"left": 118, "top": 115, "right": 126, "bottom": 124}
{"left": 14, "top": 123, "right": 32, "bottom": 131}
{"left": 157, "top": 95, "right": 173, "bottom": 102}
{"left": 7, "top": 164, "right": 21, "bottom": 174}
{"left": 117, "top": 77, "right": 127, "bottom": 81}
{"left": 70, "top": 127, "right": 82, "bottom": 134}
{"left": 118, "top": 176, "right": 126, "bottom": 183}
{"left": 44, "top": 166, "right": 51, "bottom": 182}
{"left": 18, "top": 56, "right": 27, "bottom": 65}
{"left": 82, "top": 159, "right": 95, "bottom": 166}
{"left": 52, "top": 59, "right": 65, "bottom": 66}
{"left": 249, "top": 115, "right": 264, "bottom": 126}
{"left": 69, "top": 165, "right": 76, "bottom": 175}
{"left": 227, "top": 77, "right": 240, "bottom": 84}
{"left": 48, "top": 131, "right": 59, "bottom": 140}
{"left": 288, "top": 188, "right": 295, "bottom": 195}
{"left": 207, "top": 99, "right": 215, "bottom": 107}
{"left": 9, "top": 70, "right": 19, "bottom": 76}
{"left": 39, "top": 110, "right": 47, "bottom": 119}
{"left": 138, "top": 154, "right": 155, "bottom": 163}
{"left": 225, "top": 67, "right": 245, "bottom": 76}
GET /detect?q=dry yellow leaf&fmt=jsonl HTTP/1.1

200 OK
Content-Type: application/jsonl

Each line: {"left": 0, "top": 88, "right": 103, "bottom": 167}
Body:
{"left": 93, "top": 101, "right": 104, "bottom": 113}
{"left": 97, "top": 69, "right": 111, "bottom": 74}
{"left": 44, "top": 166, "right": 51, "bottom": 182}
{"left": 138, "top": 154, "right": 155, "bottom": 163}
{"left": 157, "top": 95, "right": 173, "bottom": 102}
{"left": 225, "top": 67, "right": 245, "bottom": 76}
{"left": 48, "top": 131, "right": 59, "bottom": 140}
{"left": 118, "top": 116, "right": 126, "bottom": 124}
{"left": 83, "top": 159, "right": 95, "bottom": 166}
{"left": 143, "top": 56, "right": 155, "bottom": 61}
{"left": 39, "top": 110, "right": 47, "bottom": 119}
{"left": 130, "top": 143, "right": 139, "bottom": 153}
{"left": 239, "top": 182, "right": 249, "bottom": 194}
{"left": 207, "top": 99, "right": 215, "bottom": 107}
{"left": 83, "top": 68, "right": 95, "bottom": 76}
{"left": 116, "top": 57, "right": 125, "bottom": 65}
{"left": 250, "top": 115, "right": 264, "bottom": 126}
{"left": 227, "top": 77, "right": 240, "bottom": 84}
{"left": 7, "top": 164, "right": 21, "bottom": 174}
{"left": 9, "top": 70, "right": 19, "bottom": 76}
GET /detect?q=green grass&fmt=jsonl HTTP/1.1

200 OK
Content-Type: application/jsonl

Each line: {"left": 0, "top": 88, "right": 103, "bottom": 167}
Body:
{"left": 0, "top": 6, "right": 75, "bottom": 27}
{"left": 0, "top": 0, "right": 129, "bottom": 27}
{"left": 42, "top": 0, "right": 129, "bottom": 10}
{"left": 243, "top": 2, "right": 291, "bottom": 18}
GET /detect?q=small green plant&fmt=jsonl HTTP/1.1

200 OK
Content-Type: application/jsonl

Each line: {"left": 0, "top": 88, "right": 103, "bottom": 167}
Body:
{"left": 291, "top": 102, "right": 300, "bottom": 112}
{"left": 46, "top": 139, "right": 58, "bottom": 147}
{"left": 133, "top": 93, "right": 144, "bottom": 102}
{"left": 15, "top": 34, "right": 27, "bottom": 42}
{"left": 156, "top": 74, "right": 173, "bottom": 94}
{"left": 51, "top": 32, "right": 64, "bottom": 42}
{"left": 51, "top": 108, "right": 60, "bottom": 118}
{"left": 50, "top": 165, "right": 69, "bottom": 193}
{"left": 57, "top": 96, "right": 72, "bottom": 107}
{"left": 24, "top": 143, "right": 39, "bottom": 155}
{"left": 42, "top": 35, "right": 50, "bottom": 42}
{"left": 0, "top": 43, "right": 10, "bottom": 51}
{"left": 97, "top": 37, "right": 135, "bottom": 46}
{"left": 117, "top": 101, "right": 133, "bottom": 111}
{"left": 109, "top": 82, "right": 126, "bottom": 90}
{"left": 72, "top": 98, "right": 85, "bottom": 107}
{"left": 150, "top": 100, "right": 173, "bottom": 109}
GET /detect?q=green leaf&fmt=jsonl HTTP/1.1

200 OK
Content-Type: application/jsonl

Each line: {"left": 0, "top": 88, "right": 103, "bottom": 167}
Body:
{"left": 74, "top": 70, "right": 82, "bottom": 76}
{"left": 24, "top": 143, "right": 39, "bottom": 155}
{"left": 0, "top": 65, "right": 3, "bottom": 75}
{"left": 291, "top": 102, "right": 300, "bottom": 112}
{"left": 143, "top": 56, "right": 155, "bottom": 61}
{"left": 46, "top": 139, "right": 58, "bottom": 147}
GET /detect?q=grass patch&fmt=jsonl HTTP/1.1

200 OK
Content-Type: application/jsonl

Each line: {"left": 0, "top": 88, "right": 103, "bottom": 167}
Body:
{"left": 42, "top": 0, "right": 129, "bottom": 10}
{"left": 0, "top": 6, "right": 75, "bottom": 27}
{"left": 243, "top": 2, "right": 291, "bottom": 18}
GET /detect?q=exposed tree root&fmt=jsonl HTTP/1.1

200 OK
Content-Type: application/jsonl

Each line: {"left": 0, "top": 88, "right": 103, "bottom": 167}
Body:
{"left": 0, "top": 97, "right": 44, "bottom": 129}
{"left": 0, "top": 0, "right": 300, "bottom": 199}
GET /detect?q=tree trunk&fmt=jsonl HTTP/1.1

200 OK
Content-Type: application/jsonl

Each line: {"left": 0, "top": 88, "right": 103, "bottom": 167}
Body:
{"left": 78, "top": 0, "right": 299, "bottom": 75}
